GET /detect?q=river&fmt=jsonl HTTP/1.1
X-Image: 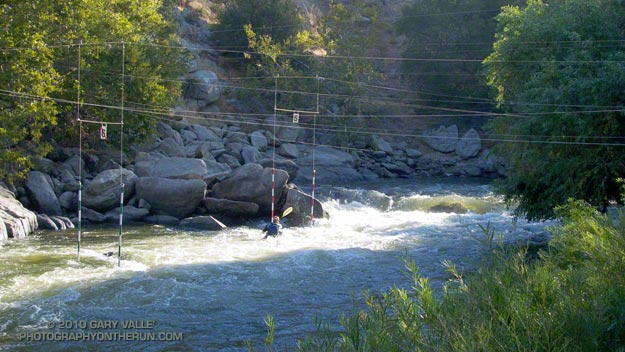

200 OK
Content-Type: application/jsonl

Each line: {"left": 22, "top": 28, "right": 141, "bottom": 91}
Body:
{"left": 0, "top": 178, "right": 547, "bottom": 351}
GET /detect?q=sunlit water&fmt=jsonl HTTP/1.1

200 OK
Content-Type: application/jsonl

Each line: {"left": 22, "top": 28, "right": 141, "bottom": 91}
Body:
{"left": 0, "top": 178, "right": 548, "bottom": 351}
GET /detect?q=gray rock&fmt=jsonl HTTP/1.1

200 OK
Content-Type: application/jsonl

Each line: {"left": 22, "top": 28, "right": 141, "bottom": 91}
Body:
{"left": 134, "top": 151, "right": 164, "bottom": 163}
{"left": 423, "top": 125, "right": 458, "bottom": 153}
{"left": 405, "top": 149, "right": 423, "bottom": 158}
{"left": 105, "top": 206, "right": 149, "bottom": 223}
{"left": 279, "top": 143, "right": 299, "bottom": 159}
{"left": 58, "top": 191, "right": 76, "bottom": 210}
{"left": 211, "top": 163, "right": 288, "bottom": 214}
{"left": 48, "top": 216, "right": 74, "bottom": 230}
{"left": 458, "top": 162, "right": 482, "bottom": 177}
{"left": 196, "top": 142, "right": 217, "bottom": 161}
{"left": 241, "top": 146, "right": 262, "bottom": 164}
{"left": 31, "top": 156, "right": 55, "bottom": 173}
{"left": 81, "top": 206, "right": 107, "bottom": 223}
{"left": 294, "top": 146, "right": 362, "bottom": 183}
{"left": 0, "top": 187, "right": 38, "bottom": 238}
{"left": 217, "top": 154, "right": 242, "bottom": 169}
{"left": 135, "top": 157, "right": 208, "bottom": 180}
{"left": 191, "top": 124, "right": 221, "bottom": 142}
{"left": 144, "top": 215, "right": 180, "bottom": 226}
{"left": 138, "top": 199, "right": 151, "bottom": 211}
{"left": 372, "top": 136, "right": 393, "bottom": 153}
{"left": 259, "top": 159, "right": 299, "bottom": 182}
{"left": 156, "top": 121, "right": 184, "bottom": 146}
{"left": 180, "top": 216, "right": 226, "bottom": 231}
{"left": 82, "top": 169, "right": 137, "bottom": 211}
{"left": 37, "top": 214, "right": 59, "bottom": 230}
{"left": 227, "top": 133, "right": 250, "bottom": 145}
{"left": 185, "top": 70, "right": 222, "bottom": 104}
{"left": 155, "top": 137, "right": 186, "bottom": 158}
{"left": 25, "top": 171, "right": 62, "bottom": 216}
{"left": 0, "top": 218, "right": 6, "bottom": 241}
{"left": 135, "top": 177, "right": 206, "bottom": 219}
{"left": 456, "top": 128, "right": 482, "bottom": 159}
{"left": 250, "top": 131, "right": 268, "bottom": 151}
{"left": 280, "top": 185, "right": 328, "bottom": 226}
{"left": 226, "top": 142, "right": 245, "bottom": 156}
{"left": 181, "top": 129, "right": 198, "bottom": 143}
{"left": 203, "top": 171, "right": 231, "bottom": 188}
{"left": 64, "top": 155, "right": 84, "bottom": 176}
{"left": 359, "top": 168, "right": 380, "bottom": 181}
{"left": 382, "top": 162, "right": 412, "bottom": 176}
{"left": 203, "top": 197, "right": 259, "bottom": 217}
{"left": 204, "top": 160, "right": 232, "bottom": 175}
{"left": 277, "top": 126, "right": 301, "bottom": 143}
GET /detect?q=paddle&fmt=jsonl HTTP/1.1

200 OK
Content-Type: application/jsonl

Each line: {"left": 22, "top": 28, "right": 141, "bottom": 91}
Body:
{"left": 281, "top": 207, "right": 293, "bottom": 218}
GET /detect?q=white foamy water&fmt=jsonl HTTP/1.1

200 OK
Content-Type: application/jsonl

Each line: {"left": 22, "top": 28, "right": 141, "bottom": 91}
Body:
{"left": 0, "top": 179, "right": 548, "bottom": 351}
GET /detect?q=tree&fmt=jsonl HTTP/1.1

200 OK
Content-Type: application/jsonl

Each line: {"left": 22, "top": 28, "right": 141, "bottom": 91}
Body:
{"left": 483, "top": 0, "right": 625, "bottom": 220}
{"left": 212, "top": 0, "right": 302, "bottom": 54}
{"left": 0, "top": 0, "right": 186, "bottom": 182}
{"left": 395, "top": 1, "right": 516, "bottom": 110}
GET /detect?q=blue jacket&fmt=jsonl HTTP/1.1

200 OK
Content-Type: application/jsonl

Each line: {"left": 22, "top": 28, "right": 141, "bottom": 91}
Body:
{"left": 263, "top": 222, "right": 282, "bottom": 238}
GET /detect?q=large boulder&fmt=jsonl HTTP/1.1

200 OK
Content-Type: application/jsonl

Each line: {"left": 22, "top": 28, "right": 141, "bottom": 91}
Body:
{"left": 295, "top": 146, "right": 362, "bottom": 183}
{"left": 185, "top": 70, "right": 222, "bottom": 104}
{"left": 104, "top": 206, "right": 149, "bottom": 223}
{"left": 423, "top": 125, "right": 458, "bottom": 153}
{"left": 155, "top": 137, "right": 186, "bottom": 158}
{"left": 456, "top": 128, "right": 482, "bottom": 159}
{"left": 203, "top": 197, "right": 259, "bottom": 217}
{"left": 277, "top": 125, "right": 300, "bottom": 143}
{"left": 279, "top": 143, "right": 299, "bottom": 159}
{"left": 25, "top": 171, "right": 62, "bottom": 216}
{"left": 135, "top": 157, "right": 208, "bottom": 180}
{"left": 205, "top": 160, "right": 232, "bottom": 175}
{"left": 211, "top": 163, "right": 288, "bottom": 214}
{"left": 371, "top": 136, "right": 393, "bottom": 153}
{"left": 180, "top": 216, "right": 226, "bottom": 231}
{"left": 156, "top": 121, "right": 184, "bottom": 146}
{"left": 241, "top": 146, "right": 261, "bottom": 164}
{"left": 191, "top": 124, "right": 222, "bottom": 142}
{"left": 81, "top": 206, "right": 106, "bottom": 223}
{"left": 250, "top": 131, "right": 268, "bottom": 151}
{"left": 82, "top": 169, "right": 137, "bottom": 211}
{"left": 135, "top": 177, "right": 206, "bottom": 219}
{"left": 280, "top": 185, "right": 328, "bottom": 226}
{"left": 0, "top": 185, "right": 38, "bottom": 239}
{"left": 37, "top": 214, "right": 58, "bottom": 230}
{"left": 259, "top": 159, "right": 299, "bottom": 182}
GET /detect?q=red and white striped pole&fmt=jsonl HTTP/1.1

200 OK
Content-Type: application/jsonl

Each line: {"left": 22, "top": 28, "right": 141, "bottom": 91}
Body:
{"left": 310, "top": 169, "right": 316, "bottom": 224}
{"left": 271, "top": 168, "right": 276, "bottom": 219}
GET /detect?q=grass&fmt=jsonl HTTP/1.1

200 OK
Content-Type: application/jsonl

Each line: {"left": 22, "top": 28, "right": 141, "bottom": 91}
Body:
{"left": 254, "top": 199, "right": 625, "bottom": 351}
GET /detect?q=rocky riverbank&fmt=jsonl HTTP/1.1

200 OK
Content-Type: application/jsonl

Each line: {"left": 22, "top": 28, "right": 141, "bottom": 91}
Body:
{"left": 0, "top": 120, "right": 502, "bottom": 240}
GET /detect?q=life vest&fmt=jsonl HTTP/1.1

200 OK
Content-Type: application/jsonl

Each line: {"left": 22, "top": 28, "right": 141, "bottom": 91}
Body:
{"left": 266, "top": 223, "right": 280, "bottom": 236}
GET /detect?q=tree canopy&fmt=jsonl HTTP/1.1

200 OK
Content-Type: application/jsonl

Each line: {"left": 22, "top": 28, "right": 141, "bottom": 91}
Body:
{"left": 396, "top": 0, "right": 522, "bottom": 111}
{"left": 0, "top": 0, "right": 186, "bottom": 181}
{"left": 483, "top": 0, "right": 625, "bottom": 220}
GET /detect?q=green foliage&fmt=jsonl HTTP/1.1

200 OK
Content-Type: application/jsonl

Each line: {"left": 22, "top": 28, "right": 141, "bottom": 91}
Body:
{"left": 483, "top": 0, "right": 625, "bottom": 220}
{"left": 396, "top": 0, "right": 522, "bottom": 111}
{"left": 212, "top": 0, "right": 302, "bottom": 53}
{"left": 0, "top": 0, "right": 186, "bottom": 181}
{"left": 295, "top": 200, "right": 625, "bottom": 351}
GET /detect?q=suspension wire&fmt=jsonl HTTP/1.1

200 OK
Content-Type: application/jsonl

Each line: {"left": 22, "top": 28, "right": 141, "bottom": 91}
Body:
{"left": 118, "top": 41, "right": 125, "bottom": 268}
{"left": 77, "top": 40, "right": 82, "bottom": 263}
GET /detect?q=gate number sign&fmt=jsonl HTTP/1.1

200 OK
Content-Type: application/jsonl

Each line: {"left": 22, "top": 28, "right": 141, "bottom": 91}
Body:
{"left": 100, "top": 124, "right": 107, "bottom": 140}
